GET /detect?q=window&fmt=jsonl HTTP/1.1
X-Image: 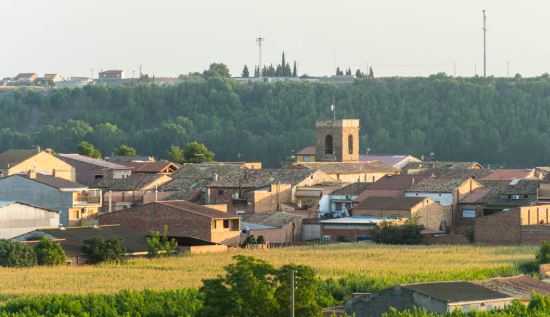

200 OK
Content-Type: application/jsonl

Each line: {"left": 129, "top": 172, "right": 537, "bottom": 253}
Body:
{"left": 462, "top": 209, "right": 476, "bottom": 218}
{"left": 94, "top": 174, "right": 103, "bottom": 180}
{"left": 325, "top": 135, "right": 333, "bottom": 155}
{"left": 335, "top": 202, "right": 343, "bottom": 212}
{"left": 223, "top": 220, "right": 229, "bottom": 229}
{"left": 218, "top": 189, "right": 224, "bottom": 196}
{"left": 348, "top": 134, "right": 354, "bottom": 154}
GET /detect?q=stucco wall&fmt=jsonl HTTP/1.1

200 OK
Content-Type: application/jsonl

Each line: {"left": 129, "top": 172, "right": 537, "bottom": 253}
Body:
{"left": 9, "top": 152, "right": 75, "bottom": 181}
{"left": 0, "top": 203, "right": 60, "bottom": 239}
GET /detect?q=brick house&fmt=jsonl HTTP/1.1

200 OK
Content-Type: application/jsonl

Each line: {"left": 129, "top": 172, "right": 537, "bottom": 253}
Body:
{"left": 403, "top": 161, "right": 484, "bottom": 175}
{"left": 359, "top": 154, "right": 421, "bottom": 170}
{"left": 206, "top": 168, "right": 336, "bottom": 215}
{"left": 352, "top": 196, "right": 448, "bottom": 232}
{"left": 241, "top": 211, "right": 302, "bottom": 243}
{"left": 289, "top": 161, "right": 399, "bottom": 183}
{"left": 320, "top": 216, "right": 398, "bottom": 242}
{"left": 59, "top": 154, "right": 132, "bottom": 186}
{"left": 116, "top": 160, "right": 179, "bottom": 175}
{"left": 98, "top": 200, "right": 241, "bottom": 246}
{"left": 356, "top": 175, "right": 429, "bottom": 201}
{"left": 474, "top": 204, "right": 550, "bottom": 244}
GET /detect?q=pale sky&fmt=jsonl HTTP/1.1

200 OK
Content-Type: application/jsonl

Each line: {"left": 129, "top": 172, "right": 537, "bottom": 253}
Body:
{"left": 1, "top": 0, "right": 549, "bottom": 78}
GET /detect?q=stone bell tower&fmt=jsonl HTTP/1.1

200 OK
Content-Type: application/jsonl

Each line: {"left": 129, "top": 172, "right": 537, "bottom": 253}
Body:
{"left": 315, "top": 119, "right": 360, "bottom": 162}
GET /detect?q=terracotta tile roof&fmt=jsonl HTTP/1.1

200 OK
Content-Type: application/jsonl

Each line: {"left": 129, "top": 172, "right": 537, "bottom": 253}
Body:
{"left": 481, "top": 169, "right": 535, "bottom": 181}
{"left": 406, "top": 176, "right": 471, "bottom": 193}
{"left": 460, "top": 187, "right": 498, "bottom": 204}
{"left": 210, "top": 168, "right": 319, "bottom": 188}
{"left": 331, "top": 182, "right": 371, "bottom": 196}
{"left": 499, "top": 179, "right": 539, "bottom": 195}
{"left": 477, "top": 275, "right": 550, "bottom": 301}
{"left": 154, "top": 200, "right": 237, "bottom": 219}
{"left": 403, "top": 161, "right": 483, "bottom": 172}
{"left": 367, "top": 175, "right": 429, "bottom": 190}
{"left": 354, "top": 196, "right": 426, "bottom": 211}
{"left": 296, "top": 146, "right": 316, "bottom": 155}
{"left": 95, "top": 174, "right": 169, "bottom": 191}
{"left": 118, "top": 161, "right": 178, "bottom": 173}
{"left": 290, "top": 162, "right": 398, "bottom": 174}
{"left": 0, "top": 149, "right": 40, "bottom": 169}
{"left": 14, "top": 73, "right": 37, "bottom": 80}
{"left": 420, "top": 168, "right": 493, "bottom": 180}
{"left": 159, "top": 164, "right": 241, "bottom": 191}
{"left": 21, "top": 225, "right": 148, "bottom": 256}
{"left": 242, "top": 212, "right": 299, "bottom": 227}
{"left": 59, "top": 154, "right": 131, "bottom": 170}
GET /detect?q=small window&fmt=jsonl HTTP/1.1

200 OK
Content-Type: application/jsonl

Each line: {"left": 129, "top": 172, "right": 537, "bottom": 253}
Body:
{"left": 223, "top": 220, "right": 229, "bottom": 228}
{"left": 523, "top": 195, "right": 528, "bottom": 198}
{"left": 325, "top": 135, "right": 333, "bottom": 155}
{"left": 218, "top": 189, "right": 224, "bottom": 196}
{"left": 348, "top": 134, "right": 354, "bottom": 154}
{"left": 462, "top": 209, "right": 476, "bottom": 218}
{"left": 94, "top": 174, "right": 103, "bottom": 180}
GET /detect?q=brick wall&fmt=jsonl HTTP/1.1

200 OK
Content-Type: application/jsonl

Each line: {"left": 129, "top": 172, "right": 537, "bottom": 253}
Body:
{"left": 520, "top": 226, "right": 550, "bottom": 245}
{"left": 321, "top": 227, "right": 374, "bottom": 242}
{"left": 474, "top": 210, "right": 521, "bottom": 244}
{"left": 422, "top": 234, "right": 470, "bottom": 245}
{"left": 98, "top": 203, "right": 230, "bottom": 244}
{"left": 359, "top": 189, "right": 404, "bottom": 200}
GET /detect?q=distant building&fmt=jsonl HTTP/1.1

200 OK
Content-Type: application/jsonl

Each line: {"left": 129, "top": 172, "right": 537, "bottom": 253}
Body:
{"left": 241, "top": 211, "right": 302, "bottom": 243}
{"left": 58, "top": 154, "right": 132, "bottom": 187}
{"left": 319, "top": 182, "right": 372, "bottom": 218}
{"left": 345, "top": 281, "right": 513, "bottom": 317}
{"left": 13, "top": 73, "right": 38, "bottom": 85}
{"left": 0, "top": 172, "right": 101, "bottom": 226}
{"left": 97, "top": 70, "right": 124, "bottom": 86}
{"left": 356, "top": 174, "right": 429, "bottom": 201}
{"left": 117, "top": 160, "right": 179, "bottom": 175}
{"left": 403, "top": 161, "right": 484, "bottom": 175}
{"left": 320, "top": 216, "right": 397, "bottom": 242}
{"left": 98, "top": 200, "right": 241, "bottom": 246}
{"left": 55, "top": 77, "right": 92, "bottom": 88}
{"left": 359, "top": 154, "right": 421, "bottom": 170}
{"left": 0, "top": 149, "right": 76, "bottom": 181}
{"left": 0, "top": 201, "right": 60, "bottom": 239}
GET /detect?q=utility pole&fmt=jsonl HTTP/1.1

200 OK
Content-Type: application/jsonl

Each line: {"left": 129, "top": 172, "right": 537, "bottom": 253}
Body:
{"left": 290, "top": 270, "right": 295, "bottom": 317}
{"left": 483, "top": 10, "right": 487, "bottom": 77}
{"left": 256, "top": 36, "right": 264, "bottom": 79}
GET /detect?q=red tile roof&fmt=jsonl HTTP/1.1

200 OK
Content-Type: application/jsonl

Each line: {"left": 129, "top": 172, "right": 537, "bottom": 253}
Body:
{"left": 118, "top": 161, "right": 178, "bottom": 173}
{"left": 296, "top": 146, "right": 316, "bottom": 155}
{"left": 354, "top": 196, "right": 426, "bottom": 211}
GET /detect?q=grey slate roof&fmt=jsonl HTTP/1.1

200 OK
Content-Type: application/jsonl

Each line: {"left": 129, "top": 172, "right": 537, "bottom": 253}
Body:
{"left": 331, "top": 182, "right": 371, "bottom": 196}
{"left": 160, "top": 163, "right": 240, "bottom": 191}
{"left": 0, "top": 149, "right": 40, "bottom": 169}
{"left": 500, "top": 179, "right": 539, "bottom": 195}
{"left": 9, "top": 173, "right": 87, "bottom": 190}
{"left": 290, "top": 161, "right": 397, "bottom": 174}
{"left": 403, "top": 161, "right": 483, "bottom": 171}
{"left": 402, "top": 281, "right": 511, "bottom": 303}
{"left": 406, "top": 176, "right": 471, "bottom": 193}
{"left": 95, "top": 174, "right": 167, "bottom": 191}
{"left": 209, "top": 168, "right": 318, "bottom": 188}
{"left": 242, "top": 212, "right": 299, "bottom": 228}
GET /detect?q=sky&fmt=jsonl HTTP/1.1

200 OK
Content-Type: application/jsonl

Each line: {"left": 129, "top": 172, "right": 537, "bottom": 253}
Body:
{"left": 1, "top": 0, "right": 549, "bottom": 78}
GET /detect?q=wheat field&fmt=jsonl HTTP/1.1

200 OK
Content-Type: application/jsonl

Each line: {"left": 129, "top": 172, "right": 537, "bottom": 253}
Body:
{"left": 0, "top": 244, "right": 536, "bottom": 295}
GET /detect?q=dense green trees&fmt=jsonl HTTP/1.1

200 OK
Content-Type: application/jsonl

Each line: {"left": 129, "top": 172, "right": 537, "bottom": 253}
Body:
{"left": 81, "top": 237, "right": 127, "bottom": 264}
{"left": 34, "top": 238, "right": 66, "bottom": 266}
{"left": 1, "top": 74, "right": 550, "bottom": 167}
{"left": 77, "top": 141, "right": 102, "bottom": 158}
{"left": 0, "top": 239, "right": 37, "bottom": 267}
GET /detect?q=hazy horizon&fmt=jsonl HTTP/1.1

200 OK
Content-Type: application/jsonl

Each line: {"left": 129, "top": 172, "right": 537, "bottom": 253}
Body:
{"left": 1, "top": 0, "right": 549, "bottom": 78}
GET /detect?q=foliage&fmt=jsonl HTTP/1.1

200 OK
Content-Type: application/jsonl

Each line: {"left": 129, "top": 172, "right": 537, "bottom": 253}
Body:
{"left": 0, "top": 289, "right": 202, "bottom": 317}
{"left": 147, "top": 225, "right": 178, "bottom": 258}
{"left": 372, "top": 218, "right": 424, "bottom": 245}
{"left": 3, "top": 76, "right": 550, "bottom": 168}
{"left": 199, "top": 255, "right": 325, "bottom": 317}
{"left": 114, "top": 144, "right": 137, "bottom": 156}
{"left": 182, "top": 141, "right": 215, "bottom": 163}
{"left": 465, "top": 231, "right": 475, "bottom": 243}
{"left": 34, "top": 238, "right": 66, "bottom": 266}
{"left": 203, "top": 63, "right": 230, "bottom": 78}
{"left": 241, "top": 65, "right": 249, "bottom": 78}
{"left": 0, "top": 239, "right": 37, "bottom": 268}
{"left": 81, "top": 236, "right": 127, "bottom": 264}
{"left": 536, "top": 241, "right": 550, "bottom": 264}
{"left": 77, "top": 141, "right": 101, "bottom": 159}
{"left": 239, "top": 235, "right": 266, "bottom": 248}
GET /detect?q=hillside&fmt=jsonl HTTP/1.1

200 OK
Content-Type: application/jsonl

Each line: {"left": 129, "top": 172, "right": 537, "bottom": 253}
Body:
{"left": 1, "top": 75, "right": 550, "bottom": 167}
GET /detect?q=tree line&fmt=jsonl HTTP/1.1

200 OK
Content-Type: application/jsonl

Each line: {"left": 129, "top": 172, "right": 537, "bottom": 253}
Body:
{"left": 1, "top": 68, "right": 550, "bottom": 167}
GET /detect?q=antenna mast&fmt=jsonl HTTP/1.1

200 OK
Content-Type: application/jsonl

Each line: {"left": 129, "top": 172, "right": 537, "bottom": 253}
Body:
{"left": 256, "top": 36, "right": 265, "bottom": 79}
{"left": 483, "top": 10, "right": 487, "bottom": 77}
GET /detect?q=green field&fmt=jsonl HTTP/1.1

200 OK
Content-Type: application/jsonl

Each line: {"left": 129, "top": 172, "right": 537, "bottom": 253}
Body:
{"left": 0, "top": 244, "right": 537, "bottom": 295}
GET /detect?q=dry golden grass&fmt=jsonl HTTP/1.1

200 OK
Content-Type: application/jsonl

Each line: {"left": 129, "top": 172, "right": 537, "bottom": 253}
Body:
{"left": 0, "top": 244, "right": 536, "bottom": 295}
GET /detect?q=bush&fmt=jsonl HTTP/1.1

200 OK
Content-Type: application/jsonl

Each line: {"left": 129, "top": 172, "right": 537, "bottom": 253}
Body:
{"left": 147, "top": 225, "right": 178, "bottom": 258}
{"left": 35, "top": 237, "right": 66, "bottom": 266}
{"left": 0, "top": 239, "right": 37, "bottom": 267}
{"left": 372, "top": 219, "right": 424, "bottom": 245}
{"left": 537, "top": 241, "right": 550, "bottom": 264}
{"left": 82, "top": 236, "right": 127, "bottom": 264}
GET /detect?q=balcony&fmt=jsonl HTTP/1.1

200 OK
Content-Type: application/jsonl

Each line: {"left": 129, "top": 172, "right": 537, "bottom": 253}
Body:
{"left": 74, "top": 190, "right": 102, "bottom": 205}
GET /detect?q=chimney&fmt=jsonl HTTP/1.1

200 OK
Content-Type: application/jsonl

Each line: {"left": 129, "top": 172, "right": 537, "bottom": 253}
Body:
{"left": 27, "top": 169, "right": 37, "bottom": 179}
{"left": 52, "top": 169, "right": 57, "bottom": 178}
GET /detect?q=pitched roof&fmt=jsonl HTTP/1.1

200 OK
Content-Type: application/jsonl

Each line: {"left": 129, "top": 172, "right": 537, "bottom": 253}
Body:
{"left": 59, "top": 154, "right": 131, "bottom": 170}
{"left": 367, "top": 175, "right": 429, "bottom": 190}
{"left": 21, "top": 225, "right": 148, "bottom": 256}
{"left": 242, "top": 212, "right": 299, "bottom": 228}
{"left": 296, "top": 146, "right": 316, "bottom": 155}
{"left": 499, "top": 179, "right": 539, "bottom": 195}
{"left": 359, "top": 154, "right": 419, "bottom": 168}
{"left": 354, "top": 196, "right": 426, "bottom": 211}
{"left": 159, "top": 163, "right": 241, "bottom": 191}
{"left": 402, "top": 281, "right": 511, "bottom": 303}
{"left": 209, "top": 168, "right": 319, "bottom": 188}
{"left": 406, "top": 176, "right": 472, "bottom": 193}
{"left": 99, "top": 70, "right": 123, "bottom": 74}
{"left": 460, "top": 187, "right": 499, "bottom": 204}
{"left": 0, "top": 200, "right": 60, "bottom": 213}
{"left": 0, "top": 149, "right": 40, "bottom": 169}
{"left": 420, "top": 168, "right": 493, "bottom": 180}
{"left": 477, "top": 275, "right": 550, "bottom": 301}
{"left": 95, "top": 174, "right": 168, "bottom": 191}
{"left": 14, "top": 73, "right": 37, "bottom": 80}
{"left": 117, "top": 161, "right": 178, "bottom": 173}
{"left": 9, "top": 173, "right": 87, "bottom": 190}
{"left": 147, "top": 200, "right": 237, "bottom": 219}
{"left": 403, "top": 161, "right": 483, "bottom": 172}
{"left": 481, "top": 169, "right": 535, "bottom": 181}
{"left": 331, "top": 182, "right": 371, "bottom": 196}
{"left": 290, "top": 162, "right": 397, "bottom": 174}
